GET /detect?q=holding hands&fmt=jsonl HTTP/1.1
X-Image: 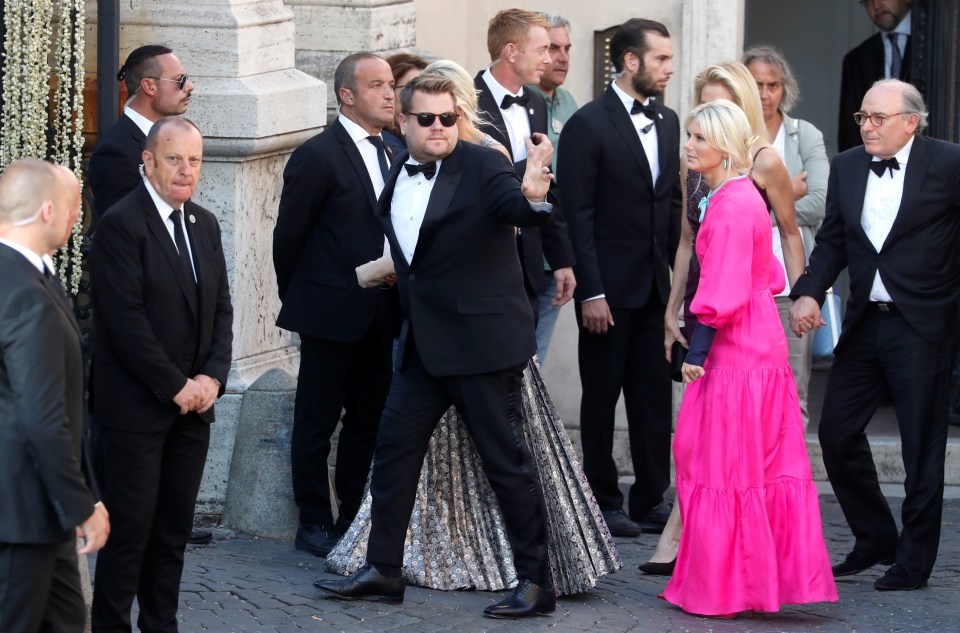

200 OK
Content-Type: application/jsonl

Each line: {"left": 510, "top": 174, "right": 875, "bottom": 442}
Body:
{"left": 789, "top": 296, "right": 825, "bottom": 338}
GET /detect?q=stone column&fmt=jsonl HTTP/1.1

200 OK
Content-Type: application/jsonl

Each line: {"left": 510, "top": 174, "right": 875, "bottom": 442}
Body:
{"left": 85, "top": 0, "right": 326, "bottom": 517}
{"left": 678, "top": 0, "right": 745, "bottom": 118}
{"left": 284, "top": 0, "right": 417, "bottom": 119}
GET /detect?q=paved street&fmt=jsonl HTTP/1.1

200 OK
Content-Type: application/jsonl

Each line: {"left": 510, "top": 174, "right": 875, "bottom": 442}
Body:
{"left": 104, "top": 493, "right": 959, "bottom": 632}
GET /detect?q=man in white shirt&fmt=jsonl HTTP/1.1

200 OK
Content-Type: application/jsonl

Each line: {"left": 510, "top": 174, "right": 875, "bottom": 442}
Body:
{"left": 792, "top": 79, "right": 960, "bottom": 591}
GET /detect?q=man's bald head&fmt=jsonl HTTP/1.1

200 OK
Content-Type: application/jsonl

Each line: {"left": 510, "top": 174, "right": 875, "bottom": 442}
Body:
{"left": 0, "top": 159, "right": 81, "bottom": 253}
{"left": 0, "top": 159, "right": 60, "bottom": 226}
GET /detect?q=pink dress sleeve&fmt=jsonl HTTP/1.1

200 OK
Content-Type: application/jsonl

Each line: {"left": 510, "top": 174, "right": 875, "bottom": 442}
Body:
{"left": 690, "top": 190, "right": 756, "bottom": 331}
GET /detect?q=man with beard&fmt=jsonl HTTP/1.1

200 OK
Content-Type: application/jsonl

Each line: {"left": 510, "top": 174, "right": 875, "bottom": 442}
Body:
{"left": 557, "top": 18, "right": 682, "bottom": 537}
{"left": 838, "top": 0, "right": 912, "bottom": 152}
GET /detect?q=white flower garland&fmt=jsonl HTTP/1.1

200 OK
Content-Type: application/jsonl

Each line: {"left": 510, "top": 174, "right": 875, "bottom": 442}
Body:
{"left": 1, "top": 0, "right": 86, "bottom": 294}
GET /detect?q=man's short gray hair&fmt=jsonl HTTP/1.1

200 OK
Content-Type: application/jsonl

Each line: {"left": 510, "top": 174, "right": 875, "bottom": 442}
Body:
{"left": 538, "top": 12, "right": 570, "bottom": 31}
{"left": 874, "top": 78, "right": 929, "bottom": 133}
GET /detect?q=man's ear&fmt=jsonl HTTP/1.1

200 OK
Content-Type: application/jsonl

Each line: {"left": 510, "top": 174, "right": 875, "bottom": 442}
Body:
{"left": 340, "top": 88, "right": 354, "bottom": 106}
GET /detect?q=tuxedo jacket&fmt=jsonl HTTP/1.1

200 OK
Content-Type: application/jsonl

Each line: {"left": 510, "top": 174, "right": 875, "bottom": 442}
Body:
{"left": 378, "top": 141, "right": 549, "bottom": 377}
{"left": 557, "top": 85, "right": 682, "bottom": 308}
{"left": 274, "top": 119, "right": 397, "bottom": 342}
{"left": 90, "top": 184, "right": 233, "bottom": 433}
{"left": 88, "top": 114, "right": 148, "bottom": 223}
{"left": 474, "top": 72, "right": 575, "bottom": 294}
{"left": 792, "top": 135, "right": 960, "bottom": 347}
{"left": 838, "top": 32, "right": 913, "bottom": 152}
{"left": 0, "top": 244, "right": 94, "bottom": 544}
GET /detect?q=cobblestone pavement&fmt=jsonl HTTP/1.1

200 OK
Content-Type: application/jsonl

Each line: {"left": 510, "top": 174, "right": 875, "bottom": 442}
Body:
{"left": 123, "top": 494, "right": 960, "bottom": 632}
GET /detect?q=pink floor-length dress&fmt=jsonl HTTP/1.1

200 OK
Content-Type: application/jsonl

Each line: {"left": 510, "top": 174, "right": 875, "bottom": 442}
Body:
{"left": 662, "top": 176, "right": 837, "bottom": 616}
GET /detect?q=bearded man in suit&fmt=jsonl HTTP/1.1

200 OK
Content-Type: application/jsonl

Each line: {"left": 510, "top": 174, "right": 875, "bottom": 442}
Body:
{"left": 316, "top": 72, "right": 558, "bottom": 620}
{"left": 0, "top": 159, "right": 110, "bottom": 633}
{"left": 90, "top": 117, "right": 233, "bottom": 631}
{"left": 791, "top": 79, "right": 960, "bottom": 591}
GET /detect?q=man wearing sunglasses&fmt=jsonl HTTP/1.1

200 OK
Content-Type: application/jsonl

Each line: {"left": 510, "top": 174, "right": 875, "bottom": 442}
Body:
{"left": 317, "top": 73, "right": 557, "bottom": 619}
{"left": 791, "top": 79, "right": 960, "bottom": 591}
{"left": 88, "top": 45, "right": 195, "bottom": 226}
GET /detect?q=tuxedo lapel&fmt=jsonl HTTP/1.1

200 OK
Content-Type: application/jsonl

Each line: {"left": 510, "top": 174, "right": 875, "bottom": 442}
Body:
{"left": 142, "top": 190, "right": 199, "bottom": 320}
{"left": 334, "top": 120, "right": 378, "bottom": 211}
{"left": 847, "top": 150, "right": 875, "bottom": 248}
{"left": 603, "top": 87, "right": 653, "bottom": 189}
{"left": 42, "top": 274, "right": 82, "bottom": 340}
{"left": 653, "top": 102, "right": 671, "bottom": 193}
{"left": 412, "top": 149, "right": 462, "bottom": 267}
{"left": 378, "top": 155, "right": 409, "bottom": 272}
{"left": 474, "top": 73, "right": 512, "bottom": 159}
{"left": 882, "top": 136, "right": 929, "bottom": 251}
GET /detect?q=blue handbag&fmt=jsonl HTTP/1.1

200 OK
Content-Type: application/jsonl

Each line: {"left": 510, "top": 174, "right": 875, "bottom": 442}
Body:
{"left": 812, "top": 288, "right": 842, "bottom": 362}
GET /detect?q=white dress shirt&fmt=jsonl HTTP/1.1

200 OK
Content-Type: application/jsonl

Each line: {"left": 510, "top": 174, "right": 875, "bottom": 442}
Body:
{"left": 611, "top": 80, "right": 660, "bottom": 185}
{"left": 339, "top": 114, "right": 391, "bottom": 255}
{"left": 391, "top": 159, "right": 443, "bottom": 264}
{"left": 123, "top": 106, "right": 154, "bottom": 137}
{"left": 481, "top": 68, "right": 531, "bottom": 162}
{"left": 0, "top": 237, "right": 49, "bottom": 275}
{"left": 861, "top": 136, "right": 914, "bottom": 302}
{"left": 883, "top": 11, "right": 911, "bottom": 79}
{"left": 143, "top": 177, "right": 197, "bottom": 282}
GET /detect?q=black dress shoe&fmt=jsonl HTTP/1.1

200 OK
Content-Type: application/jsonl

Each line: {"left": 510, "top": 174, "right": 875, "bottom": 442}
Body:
{"left": 601, "top": 509, "right": 643, "bottom": 537}
{"left": 295, "top": 523, "right": 340, "bottom": 558}
{"left": 188, "top": 529, "right": 213, "bottom": 545}
{"left": 874, "top": 564, "right": 928, "bottom": 591}
{"left": 314, "top": 563, "right": 405, "bottom": 603}
{"left": 483, "top": 578, "right": 557, "bottom": 619}
{"left": 639, "top": 557, "right": 676, "bottom": 576}
{"left": 832, "top": 549, "right": 896, "bottom": 577}
{"left": 633, "top": 501, "right": 672, "bottom": 534}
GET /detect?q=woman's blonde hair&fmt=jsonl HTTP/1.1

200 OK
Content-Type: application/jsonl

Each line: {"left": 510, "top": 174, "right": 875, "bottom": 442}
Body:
{"left": 693, "top": 61, "right": 767, "bottom": 144}
{"left": 685, "top": 99, "right": 756, "bottom": 175}
{"left": 421, "top": 59, "right": 488, "bottom": 127}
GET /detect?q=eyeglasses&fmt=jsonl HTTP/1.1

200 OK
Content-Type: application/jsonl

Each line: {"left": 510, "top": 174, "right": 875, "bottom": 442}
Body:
{"left": 407, "top": 111, "right": 460, "bottom": 127}
{"left": 853, "top": 111, "right": 911, "bottom": 127}
{"left": 149, "top": 75, "right": 190, "bottom": 90}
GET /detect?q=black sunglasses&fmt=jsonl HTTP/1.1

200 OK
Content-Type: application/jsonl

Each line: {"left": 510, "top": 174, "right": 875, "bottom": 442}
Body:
{"left": 149, "top": 75, "right": 190, "bottom": 90}
{"left": 408, "top": 111, "right": 460, "bottom": 127}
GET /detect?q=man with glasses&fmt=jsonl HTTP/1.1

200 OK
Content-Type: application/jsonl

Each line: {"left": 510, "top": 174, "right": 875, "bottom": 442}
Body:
{"left": 88, "top": 45, "right": 195, "bottom": 225}
{"left": 316, "top": 73, "right": 557, "bottom": 619}
{"left": 791, "top": 79, "right": 960, "bottom": 591}
{"left": 838, "top": 0, "right": 912, "bottom": 152}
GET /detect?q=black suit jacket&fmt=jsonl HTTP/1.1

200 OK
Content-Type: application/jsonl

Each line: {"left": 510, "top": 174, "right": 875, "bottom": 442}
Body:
{"left": 379, "top": 142, "right": 549, "bottom": 377}
{"left": 90, "top": 184, "right": 233, "bottom": 433}
{"left": 88, "top": 114, "right": 148, "bottom": 223}
{"left": 558, "top": 85, "right": 682, "bottom": 308}
{"left": 0, "top": 244, "right": 95, "bottom": 544}
{"left": 474, "top": 72, "right": 575, "bottom": 294}
{"left": 792, "top": 135, "right": 960, "bottom": 346}
{"left": 838, "top": 32, "right": 913, "bottom": 152}
{"left": 274, "top": 119, "right": 397, "bottom": 342}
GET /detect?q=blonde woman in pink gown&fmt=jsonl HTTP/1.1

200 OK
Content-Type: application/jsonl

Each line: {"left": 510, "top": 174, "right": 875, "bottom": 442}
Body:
{"left": 662, "top": 99, "right": 837, "bottom": 617}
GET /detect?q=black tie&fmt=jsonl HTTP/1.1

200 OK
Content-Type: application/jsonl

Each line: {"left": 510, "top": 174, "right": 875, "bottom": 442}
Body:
{"left": 404, "top": 162, "right": 437, "bottom": 180}
{"left": 500, "top": 93, "right": 529, "bottom": 109}
{"left": 631, "top": 99, "right": 657, "bottom": 119}
{"left": 869, "top": 156, "right": 900, "bottom": 178}
{"left": 888, "top": 33, "right": 903, "bottom": 78}
{"left": 367, "top": 135, "right": 390, "bottom": 182}
{"left": 170, "top": 209, "right": 197, "bottom": 285}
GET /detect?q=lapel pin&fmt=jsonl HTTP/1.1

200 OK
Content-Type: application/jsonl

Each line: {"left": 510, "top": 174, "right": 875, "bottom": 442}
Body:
{"left": 529, "top": 108, "right": 534, "bottom": 116}
{"left": 189, "top": 214, "right": 196, "bottom": 224}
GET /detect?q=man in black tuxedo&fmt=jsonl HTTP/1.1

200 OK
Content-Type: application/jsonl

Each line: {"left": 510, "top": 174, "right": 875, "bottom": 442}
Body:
{"left": 316, "top": 73, "right": 556, "bottom": 619}
{"left": 558, "top": 19, "right": 681, "bottom": 537}
{"left": 90, "top": 117, "right": 233, "bottom": 631}
{"left": 838, "top": 0, "right": 912, "bottom": 152}
{"left": 474, "top": 8, "right": 576, "bottom": 321}
{"left": 88, "top": 45, "right": 194, "bottom": 226}
{"left": 274, "top": 53, "right": 399, "bottom": 558}
{"left": 791, "top": 80, "right": 960, "bottom": 591}
{"left": 0, "top": 159, "right": 110, "bottom": 633}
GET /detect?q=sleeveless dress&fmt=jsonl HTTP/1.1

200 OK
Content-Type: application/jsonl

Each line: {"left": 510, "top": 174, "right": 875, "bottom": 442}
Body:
{"left": 662, "top": 176, "right": 837, "bottom": 615}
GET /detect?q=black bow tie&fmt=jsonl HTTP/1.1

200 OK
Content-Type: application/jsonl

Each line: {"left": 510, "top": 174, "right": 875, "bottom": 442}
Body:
{"left": 500, "top": 93, "right": 529, "bottom": 109}
{"left": 869, "top": 156, "right": 900, "bottom": 178}
{"left": 404, "top": 161, "right": 437, "bottom": 180}
{"left": 631, "top": 99, "right": 657, "bottom": 119}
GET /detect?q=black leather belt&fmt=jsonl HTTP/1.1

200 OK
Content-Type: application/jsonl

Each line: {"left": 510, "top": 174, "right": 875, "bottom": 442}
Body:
{"left": 869, "top": 301, "right": 897, "bottom": 313}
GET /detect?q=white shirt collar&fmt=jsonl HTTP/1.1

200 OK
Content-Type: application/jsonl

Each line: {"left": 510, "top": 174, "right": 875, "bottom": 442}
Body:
{"left": 123, "top": 106, "right": 155, "bottom": 137}
{"left": 892, "top": 11, "right": 911, "bottom": 37}
{"left": 610, "top": 80, "right": 650, "bottom": 116}
{"left": 872, "top": 135, "right": 914, "bottom": 166}
{"left": 482, "top": 68, "right": 524, "bottom": 106}
{"left": 143, "top": 177, "right": 182, "bottom": 222}
{"left": 0, "top": 237, "right": 45, "bottom": 274}
{"left": 338, "top": 114, "right": 379, "bottom": 144}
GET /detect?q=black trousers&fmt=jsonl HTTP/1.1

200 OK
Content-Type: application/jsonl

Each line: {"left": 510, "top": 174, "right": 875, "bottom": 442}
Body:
{"left": 0, "top": 539, "right": 84, "bottom": 633}
{"left": 91, "top": 415, "right": 209, "bottom": 633}
{"left": 366, "top": 342, "right": 548, "bottom": 584}
{"left": 819, "top": 306, "right": 954, "bottom": 577}
{"left": 576, "top": 299, "right": 672, "bottom": 519}
{"left": 292, "top": 292, "right": 395, "bottom": 527}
